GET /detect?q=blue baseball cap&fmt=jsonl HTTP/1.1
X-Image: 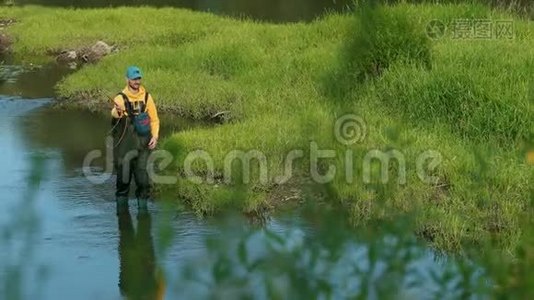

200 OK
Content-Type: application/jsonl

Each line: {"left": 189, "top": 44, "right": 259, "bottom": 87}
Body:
{"left": 126, "top": 66, "right": 143, "bottom": 80}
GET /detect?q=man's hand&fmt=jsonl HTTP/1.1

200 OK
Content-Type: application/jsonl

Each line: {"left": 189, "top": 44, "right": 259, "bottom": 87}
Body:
{"left": 148, "top": 136, "right": 158, "bottom": 150}
{"left": 114, "top": 102, "right": 123, "bottom": 117}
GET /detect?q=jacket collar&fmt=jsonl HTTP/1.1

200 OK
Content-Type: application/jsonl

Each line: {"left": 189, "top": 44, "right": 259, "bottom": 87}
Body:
{"left": 122, "top": 85, "right": 146, "bottom": 99}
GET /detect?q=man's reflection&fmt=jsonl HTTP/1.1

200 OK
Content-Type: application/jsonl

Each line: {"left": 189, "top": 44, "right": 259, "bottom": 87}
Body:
{"left": 117, "top": 209, "right": 165, "bottom": 300}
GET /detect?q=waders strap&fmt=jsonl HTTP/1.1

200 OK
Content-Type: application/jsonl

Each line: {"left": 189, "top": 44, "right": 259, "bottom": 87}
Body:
{"left": 118, "top": 91, "right": 149, "bottom": 117}
{"left": 118, "top": 92, "right": 134, "bottom": 119}
{"left": 144, "top": 91, "right": 149, "bottom": 109}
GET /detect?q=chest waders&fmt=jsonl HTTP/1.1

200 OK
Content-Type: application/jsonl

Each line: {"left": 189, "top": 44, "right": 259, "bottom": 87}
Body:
{"left": 112, "top": 92, "right": 152, "bottom": 212}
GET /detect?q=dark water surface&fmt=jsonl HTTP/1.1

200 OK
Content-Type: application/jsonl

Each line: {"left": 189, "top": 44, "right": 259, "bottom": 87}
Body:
{"left": 14, "top": 0, "right": 353, "bottom": 23}
{"left": 0, "top": 62, "right": 73, "bottom": 98}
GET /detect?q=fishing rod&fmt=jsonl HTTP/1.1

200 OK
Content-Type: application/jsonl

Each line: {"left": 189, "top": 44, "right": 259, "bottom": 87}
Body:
{"left": 104, "top": 91, "right": 128, "bottom": 148}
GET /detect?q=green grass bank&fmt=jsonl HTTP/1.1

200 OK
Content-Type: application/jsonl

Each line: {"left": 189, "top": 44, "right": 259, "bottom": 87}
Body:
{"left": 1, "top": 2, "right": 533, "bottom": 258}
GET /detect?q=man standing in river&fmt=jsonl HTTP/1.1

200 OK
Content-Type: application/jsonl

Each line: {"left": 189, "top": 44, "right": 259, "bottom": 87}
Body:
{"left": 111, "top": 66, "right": 160, "bottom": 212}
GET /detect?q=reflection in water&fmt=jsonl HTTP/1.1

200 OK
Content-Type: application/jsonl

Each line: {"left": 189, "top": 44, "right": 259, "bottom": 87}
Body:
{"left": 117, "top": 210, "right": 165, "bottom": 300}
{"left": 0, "top": 61, "right": 74, "bottom": 98}
{"left": 0, "top": 99, "right": 51, "bottom": 299}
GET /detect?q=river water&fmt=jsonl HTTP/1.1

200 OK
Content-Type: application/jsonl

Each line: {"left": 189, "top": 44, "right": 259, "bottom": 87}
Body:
{"left": 0, "top": 61, "right": 489, "bottom": 298}
{"left": 13, "top": 0, "right": 353, "bottom": 23}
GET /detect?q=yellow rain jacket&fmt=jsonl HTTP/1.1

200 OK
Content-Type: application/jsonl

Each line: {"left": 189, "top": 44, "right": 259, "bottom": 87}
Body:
{"left": 111, "top": 86, "right": 160, "bottom": 139}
